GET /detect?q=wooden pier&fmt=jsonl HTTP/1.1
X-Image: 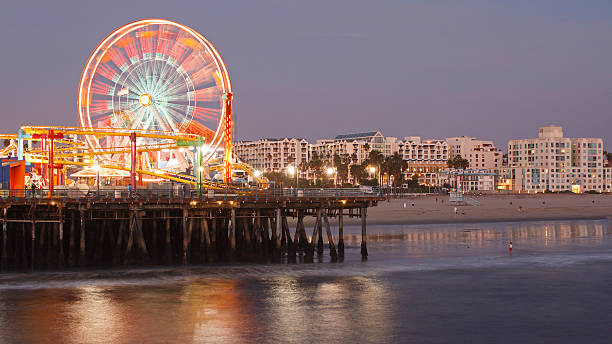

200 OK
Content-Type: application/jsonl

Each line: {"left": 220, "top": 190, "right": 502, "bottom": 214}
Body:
{"left": 0, "top": 192, "right": 378, "bottom": 271}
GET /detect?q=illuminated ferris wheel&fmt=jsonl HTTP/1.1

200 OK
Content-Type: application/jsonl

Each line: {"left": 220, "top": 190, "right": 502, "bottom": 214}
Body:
{"left": 78, "top": 19, "right": 232, "bottom": 170}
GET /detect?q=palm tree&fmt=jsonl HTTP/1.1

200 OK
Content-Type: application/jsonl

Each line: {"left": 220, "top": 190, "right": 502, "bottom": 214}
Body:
{"left": 309, "top": 151, "right": 323, "bottom": 182}
{"left": 384, "top": 153, "right": 408, "bottom": 187}
{"left": 350, "top": 164, "right": 365, "bottom": 185}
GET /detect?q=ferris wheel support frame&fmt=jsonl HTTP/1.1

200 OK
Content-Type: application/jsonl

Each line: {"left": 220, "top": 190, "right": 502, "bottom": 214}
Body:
{"left": 223, "top": 92, "right": 233, "bottom": 185}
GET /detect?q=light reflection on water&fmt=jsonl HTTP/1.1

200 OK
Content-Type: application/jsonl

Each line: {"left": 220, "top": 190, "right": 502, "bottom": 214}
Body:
{"left": 0, "top": 219, "right": 610, "bottom": 343}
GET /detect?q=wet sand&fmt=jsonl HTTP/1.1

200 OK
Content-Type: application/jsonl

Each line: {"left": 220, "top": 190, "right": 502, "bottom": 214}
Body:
{"left": 331, "top": 193, "right": 612, "bottom": 226}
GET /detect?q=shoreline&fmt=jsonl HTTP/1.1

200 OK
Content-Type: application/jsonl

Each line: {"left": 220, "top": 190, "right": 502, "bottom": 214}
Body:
{"left": 291, "top": 193, "right": 612, "bottom": 227}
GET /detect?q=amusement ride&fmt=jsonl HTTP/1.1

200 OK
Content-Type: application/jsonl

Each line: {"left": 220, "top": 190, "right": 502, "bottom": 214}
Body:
{"left": 0, "top": 19, "right": 266, "bottom": 195}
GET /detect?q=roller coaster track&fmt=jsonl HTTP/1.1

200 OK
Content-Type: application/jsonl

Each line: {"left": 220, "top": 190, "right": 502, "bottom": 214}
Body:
{"left": 2, "top": 126, "right": 267, "bottom": 189}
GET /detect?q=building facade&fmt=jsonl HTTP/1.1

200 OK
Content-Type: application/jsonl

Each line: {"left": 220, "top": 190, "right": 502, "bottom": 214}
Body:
{"left": 437, "top": 169, "right": 497, "bottom": 192}
{"left": 508, "top": 126, "right": 605, "bottom": 193}
{"left": 398, "top": 136, "right": 449, "bottom": 185}
{"left": 234, "top": 138, "right": 309, "bottom": 173}
{"left": 446, "top": 136, "right": 502, "bottom": 170}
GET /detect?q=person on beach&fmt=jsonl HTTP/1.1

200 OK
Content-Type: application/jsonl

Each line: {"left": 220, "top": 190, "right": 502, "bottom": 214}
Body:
{"left": 509, "top": 241, "right": 513, "bottom": 252}
{"left": 454, "top": 207, "right": 458, "bottom": 215}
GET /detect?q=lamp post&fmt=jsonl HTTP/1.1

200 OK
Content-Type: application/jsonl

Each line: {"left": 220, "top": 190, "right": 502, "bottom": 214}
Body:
{"left": 253, "top": 169, "right": 262, "bottom": 187}
{"left": 368, "top": 166, "right": 376, "bottom": 185}
{"left": 326, "top": 166, "right": 336, "bottom": 187}
{"left": 198, "top": 166, "right": 204, "bottom": 193}
{"left": 287, "top": 165, "right": 298, "bottom": 187}
{"left": 92, "top": 163, "right": 100, "bottom": 196}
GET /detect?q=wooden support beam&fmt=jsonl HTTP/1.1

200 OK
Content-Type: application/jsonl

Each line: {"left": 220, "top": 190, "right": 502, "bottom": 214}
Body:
{"left": 201, "top": 216, "right": 210, "bottom": 263}
{"left": 230, "top": 208, "right": 236, "bottom": 252}
{"left": 163, "top": 216, "right": 172, "bottom": 264}
{"left": 338, "top": 209, "right": 344, "bottom": 258}
{"left": 31, "top": 221, "right": 36, "bottom": 271}
{"left": 275, "top": 208, "right": 282, "bottom": 250}
{"left": 316, "top": 208, "right": 324, "bottom": 255}
{"left": 242, "top": 216, "right": 252, "bottom": 250}
{"left": 58, "top": 209, "right": 64, "bottom": 268}
{"left": 151, "top": 217, "right": 158, "bottom": 262}
{"left": 113, "top": 219, "right": 125, "bottom": 265}
{"left": 68, "top": 211, "right": 75, "bottom": 267}
{"left": 133, "top": 210, "right": 149, "bottom": 264}
{"left": 182, "top": 208, "right": 190, "bottom": 264}
{"left": 361, "top": 206, "right": 368, "bottom": 258}
{"left": 255, "top": 210, "right": 261, "bottom": 246}
{"left": 125, "top": 211, "right": 135, "bottom": 265}
{"left": 1, "top": 219, "right": 7, "bottom": 272}
{"left": 79, "top": 210, "right": 86, "bottom": 267}
{"left": 282, "top": 214, "right": 293, "bottom": 249}
{"left": 322, "top": 210, "right": 338, "bottom": 260}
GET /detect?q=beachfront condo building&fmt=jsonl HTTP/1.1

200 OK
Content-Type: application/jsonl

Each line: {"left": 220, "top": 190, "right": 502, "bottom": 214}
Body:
{"left": 398, "top": 137, "right": 449, "bottom": 186}
{"left": 234, "top": 138, "right": 310, "bottom": 173}
{"left": 310, "top": 131, "right": 399, "bottom": 166}
{"left": 445, "top": 136, "right": 503, "bottom": 170}
{"left": 508, "top": 125, "right": 605, "bottom": 193}
{"left": 604, "top": 167, "right": 612, "bottom": 192}
{"left": 437, "top": 169, "right": 497, "bottom": 192}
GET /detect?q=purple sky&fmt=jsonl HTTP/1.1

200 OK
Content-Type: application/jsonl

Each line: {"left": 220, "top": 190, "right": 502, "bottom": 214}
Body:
{"left": 2, "top": 1, "right": 611, "bottom": 151}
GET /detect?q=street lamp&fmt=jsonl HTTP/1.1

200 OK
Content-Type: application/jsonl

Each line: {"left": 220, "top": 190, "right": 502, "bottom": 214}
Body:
{"left": 287, "top": 165, "right": 298, "bottom": 187}
{"left": 326, "top": 167, "right": 336, "bottom": 187}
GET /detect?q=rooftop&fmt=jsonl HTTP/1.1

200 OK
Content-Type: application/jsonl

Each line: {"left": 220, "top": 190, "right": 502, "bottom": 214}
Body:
{"left": 334, "top": 131, "right": 380, "bottom": 140}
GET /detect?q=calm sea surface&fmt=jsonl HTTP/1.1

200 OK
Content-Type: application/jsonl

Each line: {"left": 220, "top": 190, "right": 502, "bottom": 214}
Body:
{"left": 0, "top": 219, "right": 611, "bottom": 343}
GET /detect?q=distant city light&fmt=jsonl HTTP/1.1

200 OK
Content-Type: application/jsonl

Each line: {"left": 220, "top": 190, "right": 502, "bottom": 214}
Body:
{"left": 287, "top": 165, "right": 295, "bottom": 175}
{"left": 253, "top": 170, "right": 262, "bottom": 177}
{"left": 326, "top": 167, "right": 335, "bottom": 175}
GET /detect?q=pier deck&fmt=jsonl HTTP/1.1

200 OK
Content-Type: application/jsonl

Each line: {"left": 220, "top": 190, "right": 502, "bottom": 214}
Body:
{"left": 0, "top": 189, "right": 380, "bottom": 271}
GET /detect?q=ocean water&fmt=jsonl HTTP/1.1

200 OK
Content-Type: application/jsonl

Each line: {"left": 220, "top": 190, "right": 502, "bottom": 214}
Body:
{"left": 0, "top": 219, "right": 611, "bottom": 343}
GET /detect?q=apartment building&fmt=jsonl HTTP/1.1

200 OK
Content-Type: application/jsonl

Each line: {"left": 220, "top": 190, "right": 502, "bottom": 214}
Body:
{"left": 311, "top": 131, "right": 399, "bottom": 165}
{"left": 446, "top": 136, "right": 502, "bottom": 169}
{"left": 234, "top": 138, "right": 309, "bottom": 173}
{"left": 508, "top": 126, "right": 604, "bottom": 193}
{"left": 398, "top": 136, "right": 449, "bottom": 185}
{"left": 604, "top": 167, "right": 612, "bottom": 192}
{"left": 437, "top": 169, "right": 497, "bottom": 192}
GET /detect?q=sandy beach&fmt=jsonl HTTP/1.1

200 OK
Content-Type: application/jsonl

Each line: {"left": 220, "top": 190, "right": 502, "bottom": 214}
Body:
{"left": 299, "top": 193, "right": 612, "bottom": 226}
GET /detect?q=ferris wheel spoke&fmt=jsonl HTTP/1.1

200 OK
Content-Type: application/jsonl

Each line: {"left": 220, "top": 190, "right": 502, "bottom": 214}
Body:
{"left": 157, "top": 104, "right": 186, "bottom": 129}
{"left": 117, "top": 76, "right": 145, "bottom": 97}
{"left": 154, "top": 61, "right": 185, "bottom": 96}
{"left": 150, "top": 104, "right": 179, "bottom": 133}
{"left": 160, "top": 81, "right": 190, "bottom": 99}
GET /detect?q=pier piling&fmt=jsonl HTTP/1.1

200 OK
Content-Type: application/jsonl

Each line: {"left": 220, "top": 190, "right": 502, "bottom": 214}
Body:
{"left": 361, "top": 207, "right": 368, "bottom": 259}
{"left": 0, "top": 194, "right": 378, "bottom": 270}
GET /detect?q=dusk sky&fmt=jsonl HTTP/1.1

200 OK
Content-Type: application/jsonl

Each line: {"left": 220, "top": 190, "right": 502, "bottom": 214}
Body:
{"left": 2, "top": 1, "right": 611, "bottom": 151}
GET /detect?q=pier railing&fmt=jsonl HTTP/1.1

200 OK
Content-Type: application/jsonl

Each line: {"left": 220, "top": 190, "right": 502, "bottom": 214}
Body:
{"left": 0, "top": 187, "right": 383, "bottom": 202}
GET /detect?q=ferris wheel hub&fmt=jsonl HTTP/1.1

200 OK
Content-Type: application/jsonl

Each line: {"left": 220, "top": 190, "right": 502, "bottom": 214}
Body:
{"left": 139, "top": 93, "right": 152, "bottom": 107}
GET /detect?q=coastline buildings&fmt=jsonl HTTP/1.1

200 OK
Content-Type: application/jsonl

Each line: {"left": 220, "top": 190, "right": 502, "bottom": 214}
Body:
{"left": 446, "top": 136, "right": 502, "bottom": 170}
{"left": 310, "top": 131, "right": 397, "bottom": 165}
{"left": 235, "top": 126, "right": 607, "bottom": 193}
{"left": 398, "top": 137, "right": 449, "bottom": 185}
{"left": 234, "top": 138, "right": 309, "bottom": 172}
{"left": 437, "top": 169, "right": 497, "bottom": 192}
{"left": 508, "top": 126, "right": 604, "bottom": 193}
